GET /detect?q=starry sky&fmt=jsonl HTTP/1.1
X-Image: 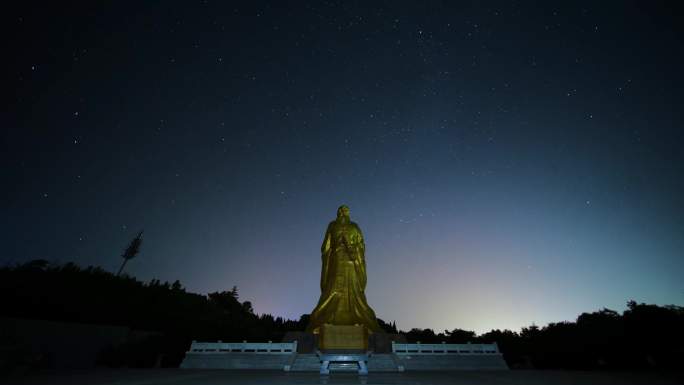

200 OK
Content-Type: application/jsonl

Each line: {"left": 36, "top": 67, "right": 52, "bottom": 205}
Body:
{"left": 4, "top": 1, "right": 683, "bottom": 334}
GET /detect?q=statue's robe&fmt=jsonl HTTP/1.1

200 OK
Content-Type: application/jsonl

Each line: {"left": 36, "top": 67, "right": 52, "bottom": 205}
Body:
{"left": 307, "top": 219, "right": 381, "bottom": 334}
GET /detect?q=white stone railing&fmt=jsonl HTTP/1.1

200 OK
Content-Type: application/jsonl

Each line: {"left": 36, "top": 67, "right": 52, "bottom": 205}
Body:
{"left": 392, "top": 341, "right": 500, "bottom": 355}
{"left": 187, "top": 340, "right": 297, "bottom": 354}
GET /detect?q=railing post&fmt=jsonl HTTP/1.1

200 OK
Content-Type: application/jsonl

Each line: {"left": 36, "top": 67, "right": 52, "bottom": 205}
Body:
{"left": 242, "top": 340, "right": 247, "bottom": 352}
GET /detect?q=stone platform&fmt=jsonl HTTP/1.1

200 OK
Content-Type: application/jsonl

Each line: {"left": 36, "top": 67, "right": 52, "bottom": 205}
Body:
{"left": 181, "top": 352, "right": 401, "bottom": 372}
{"left": 179, "top": 341, "right": 509, "bottom": 372}
{"left": 180, "top": 352, "right": 295, "bottom": 370}
{"left": 396, "top": 354, "right": 508, "bottom": 370}
{"left": 182, "top": 352, "right": 507, "bottom": 372}
{"left": 179, "top": 341, "right": 297, "bottom": 370}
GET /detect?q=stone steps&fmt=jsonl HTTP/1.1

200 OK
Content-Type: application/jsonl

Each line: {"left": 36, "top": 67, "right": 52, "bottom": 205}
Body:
{"left": 290, "top": 353, "right": 402, "bottom": 372}
{"left": 328, "top": 362, "right": 359, "bottom": 372}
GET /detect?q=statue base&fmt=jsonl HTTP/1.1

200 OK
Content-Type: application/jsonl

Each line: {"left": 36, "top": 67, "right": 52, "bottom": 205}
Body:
{"left": 318, "top": 324, "right": 368, "bottom": 351}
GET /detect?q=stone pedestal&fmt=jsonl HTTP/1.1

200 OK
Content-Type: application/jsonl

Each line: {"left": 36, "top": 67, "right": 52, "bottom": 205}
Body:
{"left": 319, "top": 324, "right": 368, "bottom": 351}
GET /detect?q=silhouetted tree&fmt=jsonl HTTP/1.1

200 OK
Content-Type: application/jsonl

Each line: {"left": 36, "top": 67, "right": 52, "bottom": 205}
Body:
{"left": 377, "top": 318, "right": 398, "bottom": 334}
{"left": 117, "top": 231, "right": 143, "bottom": 276}
{"left": 208, "top": 290, "right": 243, "bottom": 315}
{"left": 17, "top": 259, "right": 50, "bottom": 271}
{"left": 403, "top": 328, "right": 445, "bottom": 343}
{"left": 445, "top": 328, "right": 476, "bottom": 343}
{"left": 242, "top": 301, "right": 254, "bottom": 314}
{"left": 171, "top": 280, "right": 184, "bottom": 292}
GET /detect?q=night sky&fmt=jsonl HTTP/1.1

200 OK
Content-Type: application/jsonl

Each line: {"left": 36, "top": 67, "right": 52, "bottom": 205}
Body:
{"left": 4, "top": 1, "right": 683, "bottom": 334}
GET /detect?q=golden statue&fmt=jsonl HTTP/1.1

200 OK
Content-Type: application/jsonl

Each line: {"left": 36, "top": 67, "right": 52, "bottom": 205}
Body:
{"left": 307, "top": 205, "right": 382, "bottom": 335}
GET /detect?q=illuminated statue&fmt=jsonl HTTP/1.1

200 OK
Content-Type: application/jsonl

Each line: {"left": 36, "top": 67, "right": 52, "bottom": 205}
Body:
{"left": 307, "top": 205, "right": 382, "bottom": 334}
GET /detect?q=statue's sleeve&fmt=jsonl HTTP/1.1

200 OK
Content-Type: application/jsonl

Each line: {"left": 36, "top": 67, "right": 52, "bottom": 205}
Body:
{"left": 320, "top": 223, "right": 333, "bottom": 291}
{"left": 352, "top": 223, "right": 367, "bottom": 289}
{"left": 357, "top": 225, "right": 365, "bottom": 256}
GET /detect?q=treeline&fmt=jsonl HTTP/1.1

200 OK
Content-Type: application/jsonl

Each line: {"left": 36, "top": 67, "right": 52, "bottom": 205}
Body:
{"left": 401, "top": 302, "right": 684, "bottom": 369}
{"left": 0, "top": 260, "right": 307, "bottom": 367}
{"left": 1, "top": 261, "right": 682, "bottom": 370}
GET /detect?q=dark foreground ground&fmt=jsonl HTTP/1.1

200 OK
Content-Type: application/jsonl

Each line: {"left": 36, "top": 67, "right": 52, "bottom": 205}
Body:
{"left": 3, "top": 369, "right": 684, "bottom": 385}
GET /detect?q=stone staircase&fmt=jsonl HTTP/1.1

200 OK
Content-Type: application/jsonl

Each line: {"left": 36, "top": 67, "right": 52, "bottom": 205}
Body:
{"left": 288, "top": 353, "right": 402, "bottom": 372}
{"left": 328, "top": 362, "right": 360, "bottom": 372}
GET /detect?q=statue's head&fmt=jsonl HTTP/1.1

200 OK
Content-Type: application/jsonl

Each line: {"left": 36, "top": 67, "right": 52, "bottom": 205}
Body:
{"left": 336, "top": 205, "right": 350, "bottom": 222}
